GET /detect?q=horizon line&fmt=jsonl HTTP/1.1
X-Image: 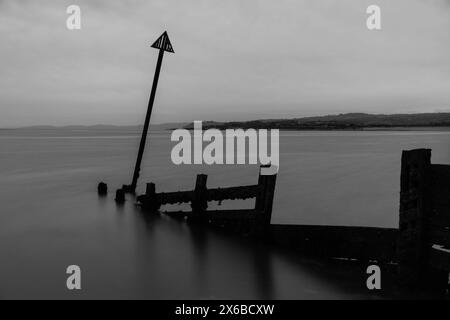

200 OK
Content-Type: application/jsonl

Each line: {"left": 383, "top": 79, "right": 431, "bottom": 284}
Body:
{"left": 2, "top": 111, "right": 450, "bottom": 130}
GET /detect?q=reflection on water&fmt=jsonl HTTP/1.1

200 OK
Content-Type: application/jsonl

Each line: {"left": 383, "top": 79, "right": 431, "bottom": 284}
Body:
{"left": 0, "top": 130, "right": 449, "bottom": 299}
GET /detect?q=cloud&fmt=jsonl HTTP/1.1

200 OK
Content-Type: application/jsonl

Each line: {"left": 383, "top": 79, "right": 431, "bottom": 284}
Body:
{"left": 0, "top": 0, "right": 449, "bottom": 126}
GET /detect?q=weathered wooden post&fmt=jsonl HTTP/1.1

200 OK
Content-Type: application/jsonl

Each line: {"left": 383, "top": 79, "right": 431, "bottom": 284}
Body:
{"left": 143, "top": 182, "right": 160, "bottom": 211}
{"left": 262, "top": 173, "right": 277, "bottom": 226}
{"left": 255, "top": 172, "right": 268, "bottom": 212}
{"left": 191, "top": 174, "right": 208, "bottom": 221}
{"left": 146, "top": 182, "right": 156, "bottom": 196}
{"left": 115, "top": 188, "right": 125, "bottom": 204}
{"left": 398, "top": 149, "right": 448, "bottom": 290}
{"left": 254, "top": 165, "right": 277, "bottom": 234}
{"left": 97, "top": 182, "right": 107, "bottom": 196}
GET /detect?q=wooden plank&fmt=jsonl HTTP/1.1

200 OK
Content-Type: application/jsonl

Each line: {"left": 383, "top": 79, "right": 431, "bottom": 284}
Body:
{"left": 206, "top": 185, "right": 260, "bottom": 202}
{"left": 139, "top": 185, "right": 260, "bottom": 206}
{"left": 429, "top": 247, "right": 450, "bottom": 271}
{"left": 156, "top": 191, "right": 193, "bottom": 205}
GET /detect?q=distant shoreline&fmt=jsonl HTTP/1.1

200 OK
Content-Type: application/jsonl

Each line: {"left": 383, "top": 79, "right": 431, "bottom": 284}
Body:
{"left": 2, "top": 126, "right": 450, "bottom": 134}
{"left": 3, "top": 112, "right": 450, "bottom": 132}
{"left": 182, "top": 113, "right": 450, "bottom": 131}
{"left": 181, "top": 126, "right": 450, "bottom": 132}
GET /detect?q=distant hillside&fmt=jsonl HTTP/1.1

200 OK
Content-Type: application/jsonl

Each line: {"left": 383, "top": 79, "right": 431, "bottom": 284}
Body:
{"left": 5, "top": 122, "right": 188, "bottom": 131}
{"left": 184, "top": 113, "right": 450, "bottom": 130}
{"left": 4, "top": 113, "right": 450, "bottom": 133}
{"left": 0, "top": 123, "right": 189, "bottom": 136}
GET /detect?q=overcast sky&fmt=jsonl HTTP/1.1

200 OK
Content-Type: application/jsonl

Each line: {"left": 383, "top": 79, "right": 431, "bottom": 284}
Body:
{"left": 0, "top": 0, "right": 449, "bottom": 127}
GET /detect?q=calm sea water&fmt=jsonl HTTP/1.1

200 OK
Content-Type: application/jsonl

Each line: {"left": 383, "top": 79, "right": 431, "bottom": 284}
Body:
{"left": 0, "top": 129, "right": 449, "bottom": 299}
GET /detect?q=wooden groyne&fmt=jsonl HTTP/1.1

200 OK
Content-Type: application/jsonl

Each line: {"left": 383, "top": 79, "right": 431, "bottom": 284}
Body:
{"left": 398, "top": 149, "right": 450, "bottom": 289}
{"left": 136, "top": 149, "right": 450, "bottom": 292}
{"left": 137, "top": 165, "right": 276, "bottom": 234}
